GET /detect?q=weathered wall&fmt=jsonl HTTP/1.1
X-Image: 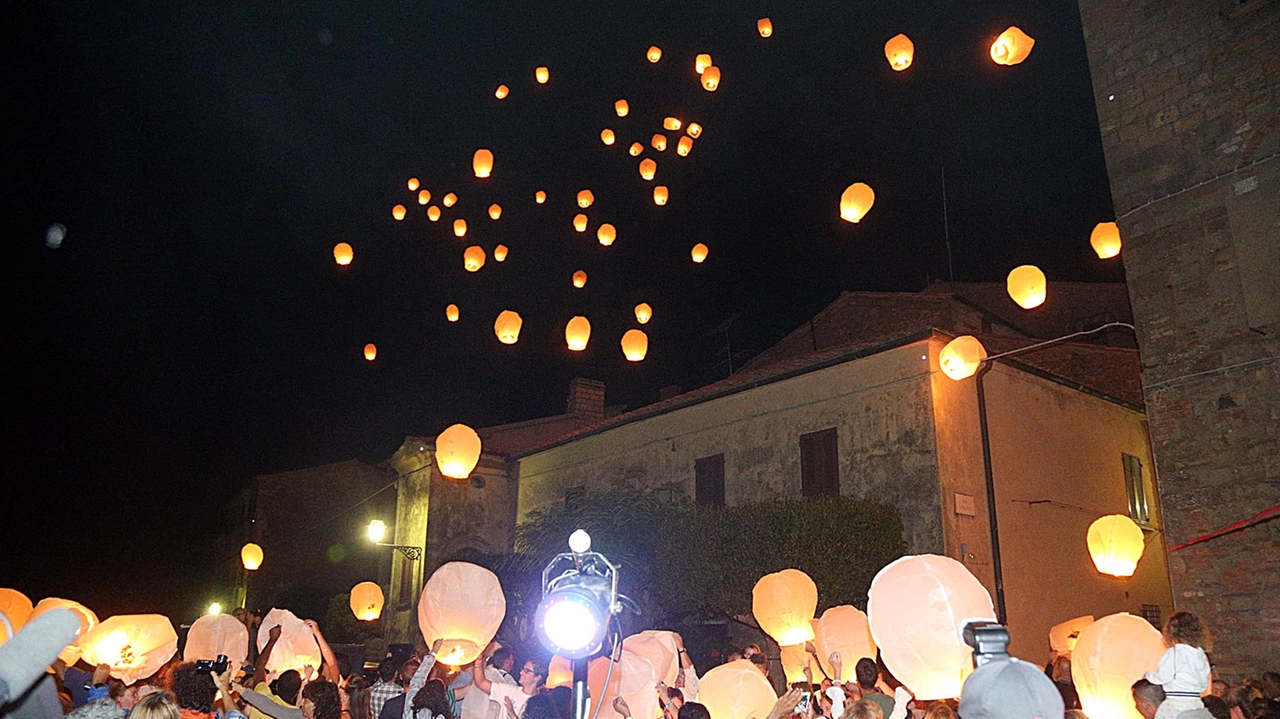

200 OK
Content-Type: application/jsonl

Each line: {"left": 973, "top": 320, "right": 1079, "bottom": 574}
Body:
{"left": 517, "top": 341, "right": 945, "bottom": 554}
{"left": 1078, "top": 0, "right": 1280, "bottom": 677}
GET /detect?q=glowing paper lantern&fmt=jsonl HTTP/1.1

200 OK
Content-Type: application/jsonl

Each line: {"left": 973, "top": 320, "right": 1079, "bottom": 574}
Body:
{"left": 30, "top": 598, "right": 99, "bottom": 665}
{"left": 613, "top": 631, "right": 681, "bottom": 719}
{"left": 443, "top": 193, "right": 457, "bottom": 207}
{"left": 428, "top": 206, "right": 441, "bottom": 222}
{"left": 392, "top": 204, "right": 407, "bottom": 221}
{"left": 1050, "top": 615, "right": 1095, "bottom": 657}
{"left": 578, "top": 190, "right": 595, "bottom": 208}
{"left": 867, "top": 554, "right": 996, "bottom": 701}
{"left": 686, "top": 123, "right": 703, "bottom": 138}
{"left": 621, "top": 329, "right": 648, "bottom": 361}
{"left": 547, "top": 656, "right": 574, "bottom": 689}
{"left": 535, "top": 66, "right": 549, "bottom": 84}
{"left": 0, "top": 590, "right": 33, "bottom": 634}
{"left": 939, "top": 335, "right": 988, "bottom": 381}
{"left": 758, "top": 18, "right": 774, "bottom": 37}
{"left": 1087, "top": 515, "right": 1146, "bottom": 577}
{"left": 573, "top": 270, "right": 588, "bottom": 288}
{"left": 597, "top": 223, "right": 617, "bottom": 246}
{"left": 463, "top": 246, "right": 486, "bottom": 272}
{"left": 494, "top": 244, "right": 508, "bottom": 262}
{"left": 1071, "top": 613, "right": 1164, "bottom": 719}
{"left": 701, "top": 66, "right": 721, "bottom": 91}
{"left": 408, "top": 178, "right": 420, "bottom": 191}
{"left": 691, "top": 243, "right": 709, "bottom": 263}
{"left": 489, "top": 204, "right": 502, "bottom": 220}
{"left": 639, "top": 158, "right": 656, "bottom": 181}
{"left": 0, "top": 612, "right": 11, "bottom": 646}
{"left": 752, "top": 569, "right": 818, "bottom": 646}
{"left": 574, "top": 214, "right": 589, "bottom": 232}
{"left": 651, "top": 134, "right": 668, "bottom": 152}
{"left": 1006, "top": 265, "right": 1047, "bottom": 309}
{"left": 1091, "top": 222, "right": 1122, "bottom": 259}
{"left": 695, "top": 54, "right": 713, "bottom": 74}
{"left": 494, "top": 310, "right": 522, "bottom": 344}
{"left": 535, "top": 191, "right": 547, "bottom": 204}
{"left": 332, "top": 243, "right": 354, "bottom": 266}
{"left": 615, "top": 100, "right": 629, "bottom": 117}
{"left": 663, "top": 117, "right": 682, "bottom": 131}
{"left": 81, "top": 615, "right": 178, "bottom": 686}
{"left": 629, "top": 142, "right": 644, "bottom": 157}
{"left": 472, "top": 150, "right": 493, "bottom": 179}
{"left": 241, "top": 543, "right": 264, "bottom": 571}
{"left": 676, "top": 136, "right": 693, "bottom": 157}
{"left": 885, "top": 34, "right": 915, "bottom": 71}
{"left": 418, "top": 562, "right": 506, "bottom": 666}
{"left": 698, "top": 660, "right": 777, "bottom": 719}
{"left": 587, "top": 656, "right": 621, "bottom": 719}
{"left": 418, "top": 189, "right": 432, "bottom": 205}
{"left": 840, "top": 183, "right": 875, "bottom": 223}
{"left": 454, "top": 219, "right": 468, "bottom": 237}
{"left": 446, "top": 304, "right": 460, "bottom": 322}
{"left": 780, "top": 644, "right": 810, "bottom": 683}
{"left": 634, "top": 303, "right": 652, "bottom": 324}
{"left": 364, "top": 343, "right": 378, "bottom": 361}
{"left": 184, "top": 613, "right": 249, "bottom": 676}
{"left": 436, "top": 424, "right": 482, "bottom": 480}
{"left": 653, "top": 186, "right": 669, "bottom": 205}
{"left": 256, "top": 609, "right": 321, "bottom": 676}
{"left": 812, "top": 606, "right": 877, "bottom": 682}
{"left": 647, "top": 46, "right": 662, "bottom": 63}
{"left": 565, "top": 316, "right": 591, "bottom": 351}
{"left": 495, "top": 84, "right": 509, "bottom": 99}
{"left": 991, "top": 27, "right": 1035, "bottom": 66}
{"left": 349, "top": 582, "right": 385, "bottom": 621}
{"left": 601, "top": 129, "right": 616, "bottom": 145}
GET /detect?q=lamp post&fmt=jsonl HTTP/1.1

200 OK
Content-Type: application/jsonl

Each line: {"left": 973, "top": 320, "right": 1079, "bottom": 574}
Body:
{"left": 367, "top": 519, "right": 423, "bottom": 561}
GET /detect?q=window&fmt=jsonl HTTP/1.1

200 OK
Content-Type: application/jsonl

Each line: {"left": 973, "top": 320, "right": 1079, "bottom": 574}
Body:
{"left": 800, "top": 428, "right": 840, "bottom": 498}
{"left": 1123, "top": 453, "right": 1150, "bottom": 525}
{"left": 1141, "top": 604, "right": 1162, "bottom": 629}
{"left": 564, "top": 486, "right": 586, "bottom": 512}
{"left": 695, "top": 454, "right": 725, "bottom": 507}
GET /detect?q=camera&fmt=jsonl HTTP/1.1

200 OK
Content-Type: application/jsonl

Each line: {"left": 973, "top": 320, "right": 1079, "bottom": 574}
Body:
{"left": 962, "top": 622, "right": 1010, "bottom": 668}
{"left": 195, "top": 655, "right": 230, "bottom": 674}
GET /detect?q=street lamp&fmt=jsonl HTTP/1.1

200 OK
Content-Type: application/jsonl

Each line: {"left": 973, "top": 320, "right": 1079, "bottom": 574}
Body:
{"left": 366, "top": 519, "right": 422, "bottom": 561}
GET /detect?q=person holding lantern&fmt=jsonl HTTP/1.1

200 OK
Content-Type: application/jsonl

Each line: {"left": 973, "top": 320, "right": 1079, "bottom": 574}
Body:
{"left": 467, "top": 649, "right": 544, "bottom": 719}
{"left": 1144, "top": 612, "right": 1212, "bottom": 719}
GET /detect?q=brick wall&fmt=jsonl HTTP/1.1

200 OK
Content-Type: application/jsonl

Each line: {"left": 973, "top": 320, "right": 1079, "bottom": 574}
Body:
{"left": 1077, "top": 0, "right": 1279, "bottom": 679}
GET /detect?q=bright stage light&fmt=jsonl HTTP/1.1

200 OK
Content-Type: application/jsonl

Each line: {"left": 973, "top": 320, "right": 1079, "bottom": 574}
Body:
{"left": 536, "top": 587, "right": 606, "bottom": 657}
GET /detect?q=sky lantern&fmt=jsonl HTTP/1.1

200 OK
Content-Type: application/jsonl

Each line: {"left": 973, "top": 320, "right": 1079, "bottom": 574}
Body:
{"left": 597, "top": 223, "right": 617, "bottom": 246}
{"left": 780, "top": 644, "right": 810, "bottom": 683}
{"left": 615, "top": 99, "right": 629, "bottom": 117}
{"left": 651, "top": 134, "right": 668, "bottom": 151}
{"left": 647, "top": 46, "right": 662, "bottom": 63}
{"left": 634, "top": 303, "right": 652, "bottom": 324}
{"left": 443, "top": 192, "right": 457, "bottom": 207}
{"left": 1007, "top": 265, "right": 1047, "bottom": 309}
{"left": 0, "top": 590, "right": 33, "bottom": 634}
{"left": 885, "top": 34, "right": 915, "bottom": 71}
{"left": 1072, "top": 613, "right": 1165, "bottom": 719}
{"left": 701, "top": 66, "right": 721, "bottom": 91}
{"left": 867, "top": 554, "right": 996, "bottom": 700}
{"left": 939, "top": 335, "right": 988, "bottom": 380}
{"left": 419, "top": 562, "right": 506, "bottom": 666}
{"left": 991, "top": 26, "right": 1035, "bottom": 66}
{"left": 1087, "top": 515, "right": 1146, "bottom": 577}
{"left": 392, "top": 204, "right": 407, "bottom": 221}
{"left": 565, "top": 316, "right": 591, "bottom": 351}
{"left": 446, "top": 304, "right": 460, "bottom": 322}
{"left": 472, "top": 149, "right": 493, "bottom": 178}
{"left": 1050, "top": 616, "right": 1095, "bottom": 658}
{"left": 333, "top": 242, "right": 353, "bottom": 266}
{"left": 699, "top": 660, "right": 777, "bottom": 719}
{"left": 494, "top": 244, "right": 508, "bottom": 262}
{"left": 427, "top": 205, "right": 441, "bottom": 221}
{"left": 184, "top": 614, "right": 248, "bottom": 677}
{"left": 628, "top": 142, "right": 644, "bottom": 157}
{"left": 753, "top": 569, "right": 818, "bottom": 646}
{"left": 535, "top": 66, "right": 549, "bottom": 83}
{"left": 691, "top": 243, "right": 709, "bottom": 263}
{"left": 418, "top": 189, "right": 432, "bottom": 205}
{"left": 601, "top": 129, "right": 616, "bottom": 145}
{"left": 1091, "top": 221, "right": 1122, "bottom": 258}
{"left": 547, "top": 656, "right": 574, "bottom": 688}
{"left": 663, "top": 117, "right": 682, "bottom": 131}
{"left": 30, "top": 598, "right": 99, "bottom": 665}
{"left": 695, "top": 53, "right": 713, "bottom": 73}
{"left": 80, "top": 615, "right": 178, "bottom": 685}
{"left": 350, "top": 582, "right": 385, "bottom": 621}
{"left": 435, "top": 424, "right": 483, "bottom": 480}
{"left": 241, "top": 543, "right": 263, "bottom": 570}
{"left": 257, "top": 609, "right": 321, "bottom": 676}
{"left": 454, "top": 219, "right": 468, "bottom": 237}
{"left": 407, "top": 178, "right": 420, "bottom": 191}
{"left": 676, "top": 136, "right": 693, "bottom": 156}
{"left": 653, "top": 185, "right": 669, "bottom": 205}
{"left": 686, "top": 122, "right": 703, "bottom": 138}
{"left": 578, "top": 190, "right": 595, "bottom": 208}
{"left": 613, "top": 631, "right": 681, "bottom": 719}
{"left": 489, "top": 204, "right": 502, "bottom": 220}
{"left": 757, "top": 17, "right": 774, "bottom": 37}
{"left": 495, "top": 84, "right": 509, "bottom": 99}
{"left": 463, "top": 246, "right": 486, "bottom": 272}
{"left": 535, "top": 190, "right": 547, "bottom": 204}
{"left": 574, "top": 214, "right": 589, "bottom": 232}
{"left": 639, "top": 158, "right": 657, "bottom": 180}
{"left": 813, "top": 606, "right": 877, "bottom": 682}
{"left": 494, "top": 310, "right": 522, "bottom": 344}
{"left": 363, "top": 343, "right": 377, "bottom": 361}
{"left": 621, "top": 329, "right": 648, "bottom": 361}
{"left": 573, "top": 270, "right": 588, "bottom": 288}
{"left": 839, "top": 183, "right": 875, "bottom": 222}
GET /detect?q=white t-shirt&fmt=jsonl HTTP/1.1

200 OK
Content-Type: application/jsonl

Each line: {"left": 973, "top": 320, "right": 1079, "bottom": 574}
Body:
{"left": 461, "top": 668, "right": 518, "bottom": 719}
{"left": 486, "top": 684, "right": 535, "bottom": 719}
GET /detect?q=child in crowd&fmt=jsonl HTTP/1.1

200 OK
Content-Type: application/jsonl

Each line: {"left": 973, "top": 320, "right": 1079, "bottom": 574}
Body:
{"left": 1145, "top": 611, "right": 1211, "bottom": 719}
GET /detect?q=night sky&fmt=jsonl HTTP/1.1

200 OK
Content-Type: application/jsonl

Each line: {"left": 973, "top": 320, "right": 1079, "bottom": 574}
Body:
{"left": 6, "top": 1, "right": 1122, "bottom": 620}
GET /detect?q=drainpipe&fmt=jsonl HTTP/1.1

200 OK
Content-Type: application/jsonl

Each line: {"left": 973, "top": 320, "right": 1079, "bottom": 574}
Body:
{"left": 975, "top": 361, "right": 1007, "bottom": 624}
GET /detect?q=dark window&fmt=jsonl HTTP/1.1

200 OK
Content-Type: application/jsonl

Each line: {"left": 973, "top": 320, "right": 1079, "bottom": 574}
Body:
{"left": 695, "top": 454, "right": 726, "bottom": 507}
{"left": 1141, "top": 604, "right": 1162, "bottom": 629}
{"left": 800, "top": 428, "right": 840, "bottom": 497}
{"left": 564, "top": 486, "right": 586, "bottom": 512}
{"left": 1123, "top": 453, "right": 1150, "bottom": 525}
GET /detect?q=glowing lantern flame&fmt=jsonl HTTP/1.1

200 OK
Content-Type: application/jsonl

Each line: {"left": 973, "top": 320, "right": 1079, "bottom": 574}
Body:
{"left": 1007, "top": 265, "right": 1047, "bottom": 309}
{"left": 691, "top": 243, "right": 709, "bottom": 263}
{"left": 840, "top": 183, "right": 875, "bottom": 223}
{"left": 578, "top": 190, "right": 595, "bottom": 208}
{"left": 418, "top": 562, "right": 506, "bottom": 666}
{"left": 443, "top": 193, "right": 457, "bottom": 207}
{"left": 535, "top": 66, "right": 549, "bottom": 84}
{"left": 80, "top": 615, "right": 179, "bottom": 686}
{"left": 472, "top": 149, "right": 494, "bottom": 178}
{"left": 629, "top": 142, "right": 644, "bottom": 157}
{"left": 677, "top": 136, "right": 693, "bottom": 156}
{"left": 885, "top": 34, "right": 915, "bottom": 71}
{"left": 634, "top": 303, "right": 652, "bottom": 324}
{"left": 639, "top": 158, "right": 657, "bottom": 181}
{"left": 621, "top": 329, "right": 648, "bottom": 362}
{"left": 333, "top": 243, "right": 353, "bottom": 266}
{"left": 495, "top": 85, "right": 509, "bottom": 99}
{"left": 1087, "top": 515, "right": 1146, "bottom": 577}
{"left": 463, "top": 246, "right": 486, "bottom": 272}
{"left": 701, "top": 66, "right": 721, "bottom": 91}
{"left": 699, "top": 660, "right": 776, "bottom": 719}
{"left": 1091, "top": 222, "right": 1122, "bottom": 259}
{"left": 494, "top": 310, "right": 522, "bottom": 344}
{"left": 363, "top": 343, "right": 377, "bottom": 361}
{"left": 752, "top": 569, "right": 818, "bottom": 646}
{"left": 686, "top": 123, "right": 703, "bottom": 138}
{"left": 939, "top": 336, "right": 988, "bottom": 381}
{"left": 574, "top": 214, "right": 589, "bottom": 232}
{"left": 407, "top": 178, "right": 420, "bottom": 191}
{"left": 695, "top": 54, "right": 713, "bottom": 74}
{"left": 573, "top": 270, "right": 588, "bottom": 288}
{"left": 436, "top": 424, "right": 482, "bottom": 480}
{"left": 597, "top": 223, "right": 617, "bottom": 246}
{"left": 241, "top": 543, "right": 263, "bottom": 570}
{"left": 392, "top": 204, "right": 407, "bottom": 221}
{"left": 653, "top": 186, "right": 669, "bottom": 205}
{"left": 494, "top": 245, "right": 508, "bottom": 262}
{"left": 652, "top": 134, "right": 668, "bottom": 152}
{"left": 536, "top": 190, "right": 547, "bottom": 204}
{"left": 350, "top": 582, "right": 385, "bottom": 621}
{"left": 446, "top": 304, "right": 460, "bottom": 322}
{"left": 1072, "top": 613, "right": 1165, "bottom": 719}
{"left": 418, "top": 189, "right": 432, "bottom": 205}
{"left": 615, "top": 100, "right": 629, "bottom": 117}
{"left": 647, "top": 46, "right": 662, "bottom": 63}
{"left": 758, "top": 18, "right": 773, "bottom": 37}
{"left": 663, "top": 117, "right": 682, "bottom": 131}
{"left": 565, "top": 316, "right": 591, "bottom": 351}
{"left": 991, "top": 26, "right": 1035, "bottom": 66}
{"left": 454, "top": 219, "right": 468, "bottom": 237}
{"left": 427, "top": 206, "right": 441, "bottom": 222}
{"left": 489, "top": 204, "right": 502, "bottom": 220}
{"left": 601, "top": 129, "right": 616, "bottom": 145}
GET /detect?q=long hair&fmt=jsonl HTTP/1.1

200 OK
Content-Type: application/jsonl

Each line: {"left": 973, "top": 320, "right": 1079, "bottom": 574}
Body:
{"left": 302, "top": 681, "right": 343, "bottom": 719}
{"left": 345, "top": 675, "right": 372, "bottom": 719}
{"left": 410, "top": 678, "right": 453, "bottom": 719}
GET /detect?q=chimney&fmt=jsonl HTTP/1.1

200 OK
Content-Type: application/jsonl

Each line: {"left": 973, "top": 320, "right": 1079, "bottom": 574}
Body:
{"left": 567, "top": 378, "right": 605, "bottom": 428}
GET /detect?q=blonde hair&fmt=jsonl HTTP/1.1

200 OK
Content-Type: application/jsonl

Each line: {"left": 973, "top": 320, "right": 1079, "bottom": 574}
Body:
{"left": 131, "top": 691, "right": 180, "bottom": 719}
{"left": 1163, "top": 611, "right": 1211, "bottom": 650}
{"left": 845, "top": 699, "right": 883, "bottom": 719}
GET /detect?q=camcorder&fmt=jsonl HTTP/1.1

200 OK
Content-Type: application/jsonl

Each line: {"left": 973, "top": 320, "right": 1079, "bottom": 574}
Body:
{"left": 195, "top": 655, "right": 231, "bottom": 674}
{"left": 962, "top": 621, "right": 1011, "bottom": 668}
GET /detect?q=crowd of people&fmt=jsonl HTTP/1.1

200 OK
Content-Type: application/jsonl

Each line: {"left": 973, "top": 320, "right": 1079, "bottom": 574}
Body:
{"left": 2, "top": 609, "right": 1277, "bottom": 719}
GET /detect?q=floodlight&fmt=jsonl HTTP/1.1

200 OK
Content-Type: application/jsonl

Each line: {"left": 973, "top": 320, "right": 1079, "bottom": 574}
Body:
{"left": 533, "top": 531, "right": 621, "bottom": 660}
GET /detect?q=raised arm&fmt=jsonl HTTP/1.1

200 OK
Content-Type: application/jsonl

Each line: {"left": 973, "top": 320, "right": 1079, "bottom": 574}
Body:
{"left": 252, "top": 625, "right": 282, "bottom": 688}
{"left": 403, "top": 639, "right": 444, "bottom": 719}
{"left": 305, "top": 621, "right": 341, "bottom": 684}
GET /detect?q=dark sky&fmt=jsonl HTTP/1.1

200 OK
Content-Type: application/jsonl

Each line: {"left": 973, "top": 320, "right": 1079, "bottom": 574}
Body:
{"left": 5, "top": 1, "right": 1121, "bottom": 620}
